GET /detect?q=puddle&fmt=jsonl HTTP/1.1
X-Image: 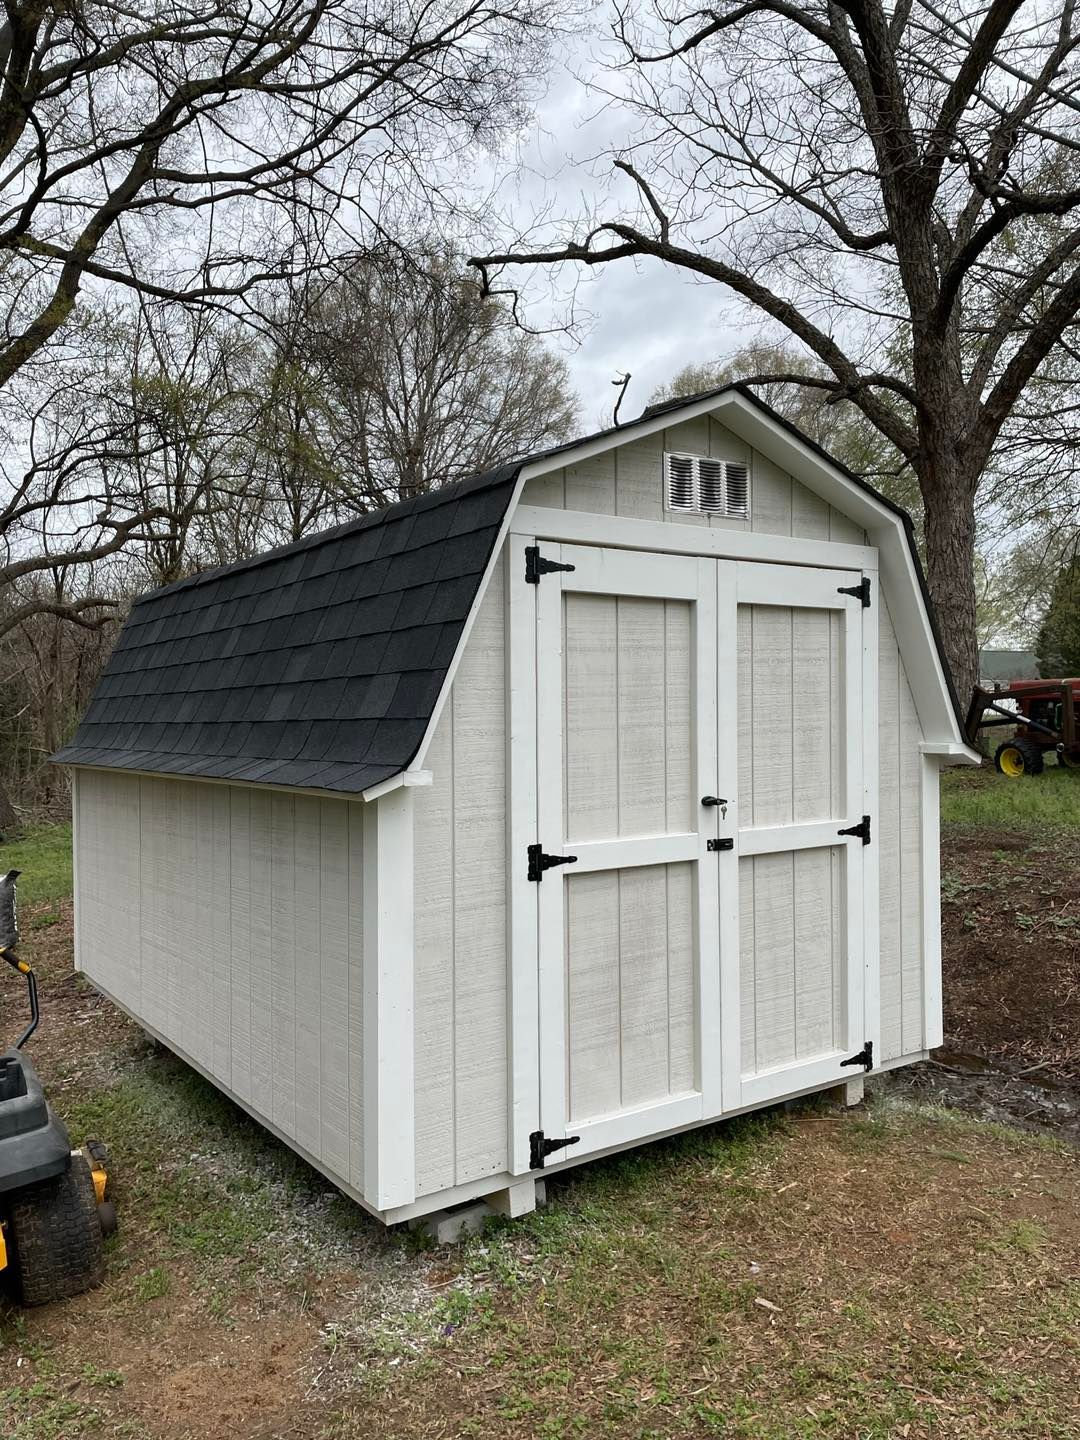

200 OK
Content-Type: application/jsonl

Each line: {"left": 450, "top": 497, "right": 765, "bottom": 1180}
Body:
{"left": 880, "top": 1051, "right": 1080, "bottom": 1145}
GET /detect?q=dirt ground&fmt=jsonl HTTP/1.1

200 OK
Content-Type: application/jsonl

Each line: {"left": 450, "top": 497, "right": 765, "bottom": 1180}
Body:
{"left": 887, "top": 825, "right": 1080, "bottom": 1141}
{"left": 0, "top": 830, "right": 1078, "bottom": 1439}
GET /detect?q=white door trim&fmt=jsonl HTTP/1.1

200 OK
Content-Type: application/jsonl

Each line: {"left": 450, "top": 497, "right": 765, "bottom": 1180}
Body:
{"left": 507, "top": 535, "right": 541, "bottom": 1175}
{"left": 512, "top": 504, "right": 876, "bottom": 572}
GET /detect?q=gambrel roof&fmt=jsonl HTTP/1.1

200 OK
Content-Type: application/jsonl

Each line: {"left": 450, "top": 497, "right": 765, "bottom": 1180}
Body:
{"left": 55, "top": 386, "right": 975, "bottom": 797}
{"left": 54, "top": 465, "right": 521, "bottom": 795}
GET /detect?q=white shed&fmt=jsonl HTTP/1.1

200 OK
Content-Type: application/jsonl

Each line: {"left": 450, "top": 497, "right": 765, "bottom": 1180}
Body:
{"left": 56, "top": 385, "right": 979, "bottom": 1225}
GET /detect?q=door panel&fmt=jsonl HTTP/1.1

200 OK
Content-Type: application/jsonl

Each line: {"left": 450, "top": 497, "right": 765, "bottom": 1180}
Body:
{"left": 565, "top": 861, "right": 696, "bottom": 1125}
{"left": 725, "top": 562, "right": 873, "bottom": 1107}
{"left": 738, "top": 846, "right": 845, "bottom": 1074}
{"left": 563, "top": 593, "right": 693, "bottom": 840}
{"left": 509, "top": 535, "right": 877, "bottom": 1171}
{"left": 536, "top": 544, "right": 719, "bottom": 1159}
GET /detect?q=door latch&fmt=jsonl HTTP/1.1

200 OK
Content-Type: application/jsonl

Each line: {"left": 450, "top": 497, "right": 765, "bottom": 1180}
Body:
{"left": 707, "top": 838, "right": 734, "bottom": 851}
{"left": 702, "top": 795, "right": 728, "bottom": 819}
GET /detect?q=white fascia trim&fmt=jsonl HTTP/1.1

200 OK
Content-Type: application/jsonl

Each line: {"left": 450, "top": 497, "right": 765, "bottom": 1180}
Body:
{"left": 66, "top": 761, "right": 372, "bottom": 805}
{"left": 360, "top": 768, "right": 433, "bottom": 802}
{"left": 520, "top": 389, "right": 966, "bottom": 751}
{"left": 920, "top": 741, "right": 982, "bottom": 765}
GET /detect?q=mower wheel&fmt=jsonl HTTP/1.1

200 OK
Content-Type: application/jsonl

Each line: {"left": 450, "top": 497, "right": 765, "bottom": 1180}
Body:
{"left": 8, "top": 1154, "right": 105, "bottom": 1306}
{"left": 994, "top": 737, "right": 1045, "bottom": 778}
{"left": 1060, "top": 748, "right": 1080, "bottom": 770}
{"left": 97, "top": 1200, "right": 118, "bottom": 1237}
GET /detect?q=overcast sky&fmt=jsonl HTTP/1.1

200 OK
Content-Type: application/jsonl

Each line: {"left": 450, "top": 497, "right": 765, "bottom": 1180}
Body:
{"left": 476, "top": 34, "right": 754, "bottom": 428}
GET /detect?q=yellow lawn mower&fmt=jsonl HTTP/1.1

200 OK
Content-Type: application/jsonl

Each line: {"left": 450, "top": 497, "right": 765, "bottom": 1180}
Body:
{"left": 0, "top": 870, "right": 115, "bottom": 1305}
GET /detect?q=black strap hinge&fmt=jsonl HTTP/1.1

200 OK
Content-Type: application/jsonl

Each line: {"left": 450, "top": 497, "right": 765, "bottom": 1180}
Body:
{"left": 527, "top": 843, "right": 578, "bottom": 882}
{"left": 838, "top": 576, "right": 871, "bottom": 607}
{"left": 841, "top": 1041, "right": 874, "bottom": 1073}
{"left": 529, "top": 1129, "right": 581, "bottom": 1169}
{"left": 838, "top": 814, "right": 871, "bottom": 845}
{"left": 525, "top": 545, "right": 576, "bottom": 585}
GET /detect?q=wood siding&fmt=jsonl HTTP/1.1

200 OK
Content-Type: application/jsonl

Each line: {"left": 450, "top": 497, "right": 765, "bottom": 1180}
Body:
{"left": 521, "top": 417, "right": 864, "bottom": 544}
{"left": 412, "top": 552, "right": 509, "bottom": 1195}
{"left": 565, "top": 862, "right": 696, "bottom": 1123}
{"left": 74, "top": 769, "right": 366, "bottom": 1193}
{"left": 563, "top": 592, "right": 693, "bottom": 840}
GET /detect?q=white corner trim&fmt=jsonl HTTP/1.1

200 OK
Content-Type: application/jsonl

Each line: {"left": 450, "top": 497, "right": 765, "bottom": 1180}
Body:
{"left": 921, "top": 756, "right": 944, "bottom": 1051}
{"left": 362, "top": 785, "right": 416, "bottom": 1211}
{"left": 71, "top": 769, "right": 82, "bottom": 974}
{"left": 360, "top": 768, "right": 433, "bottom": 802}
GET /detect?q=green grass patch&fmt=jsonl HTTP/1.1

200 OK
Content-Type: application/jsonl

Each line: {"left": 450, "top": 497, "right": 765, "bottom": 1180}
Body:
{"left": 941, "top": 763, "right": 1080, "bottom": 828}
{"left": 0, "top": 823, "right": 72, "bottom": 907}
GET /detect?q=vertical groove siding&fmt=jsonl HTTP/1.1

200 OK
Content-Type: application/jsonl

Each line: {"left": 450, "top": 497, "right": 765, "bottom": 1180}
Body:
{"left": 412, "top": 553, "right": 508, "bottom": 1194}
{"left": 521, "top": 419, "right": 864, "bottom": 542}
{"left": 74, "top": 770, "right": 364, "bottom": 1192}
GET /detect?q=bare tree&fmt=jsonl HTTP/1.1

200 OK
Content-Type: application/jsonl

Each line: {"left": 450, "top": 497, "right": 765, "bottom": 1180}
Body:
{"left": 0, "top": 338, "right": 175, "bottom": 642}
{"left": 473, "top": 0, "right": 1080, "bottom": 701}
{"left": 309, "top": 248, "right": 579, "bottom": 504}
{"left": 651, "top": 339, "right": 913, "bottom": 505}
{"left": 0, "top": 0, "right": 559, "bottom": 630}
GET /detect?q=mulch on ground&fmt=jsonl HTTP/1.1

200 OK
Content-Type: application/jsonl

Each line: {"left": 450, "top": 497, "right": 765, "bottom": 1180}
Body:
{"left": 940, "top": 827, "right": 1080, "bottom": 1081}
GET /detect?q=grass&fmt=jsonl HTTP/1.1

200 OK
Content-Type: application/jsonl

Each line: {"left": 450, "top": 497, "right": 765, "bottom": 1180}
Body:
{"left": 0, "top": 818, "right": 1076, "bottom": 1437}
{"left": 0, "top": 823, "right": 72, "bottom": 907}
{"left": 318, "top": 1096, "right": 1080, "bottom": 1440}
{"left": 941, "top": 762, "right": 1080, "bottom": 828}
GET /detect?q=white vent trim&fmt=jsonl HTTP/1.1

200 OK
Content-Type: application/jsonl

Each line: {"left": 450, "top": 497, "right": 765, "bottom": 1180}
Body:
{"left": 664, "top": 451, "right": 750, "bottom": 519}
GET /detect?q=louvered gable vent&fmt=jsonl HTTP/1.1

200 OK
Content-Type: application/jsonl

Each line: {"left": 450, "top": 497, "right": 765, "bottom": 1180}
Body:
{"left": 664, "top": 452, "right": 750, "bottom": 518}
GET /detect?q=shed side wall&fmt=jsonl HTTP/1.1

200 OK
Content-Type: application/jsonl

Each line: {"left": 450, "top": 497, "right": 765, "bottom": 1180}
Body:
{"left": 74, "top": 769, "right": 365, "bottom": 1192}
{"left": 413, "top": 551, "right": 509, "bottom": 1194}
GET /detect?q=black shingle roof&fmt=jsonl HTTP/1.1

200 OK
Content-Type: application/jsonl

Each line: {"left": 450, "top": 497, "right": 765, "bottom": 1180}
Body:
{"left": 54, "top": 464, "right": 520, "bottom": 795}
{"left": 54, "top": 383, "right": 963, "bottom": 797}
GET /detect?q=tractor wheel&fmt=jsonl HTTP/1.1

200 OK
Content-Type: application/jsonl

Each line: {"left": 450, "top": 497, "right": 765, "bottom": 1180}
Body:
{"left": 1060, "top": 748, "right": 1080, "bottom": 770}
{"left": 994, "top": 737, "right": 1045, "bottom": 778}
{"left": 8, "top": 1155, "right": 105, "bottom": 1306}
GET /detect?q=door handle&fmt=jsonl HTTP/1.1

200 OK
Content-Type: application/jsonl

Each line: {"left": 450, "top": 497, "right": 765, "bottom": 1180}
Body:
{"left": 701, "top": 796, "right": 727, "bottom": 807}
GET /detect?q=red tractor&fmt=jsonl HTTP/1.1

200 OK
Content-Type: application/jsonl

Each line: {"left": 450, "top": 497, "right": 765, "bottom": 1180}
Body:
{"left": 966, "top": 678, "right": 1080, "bottom": 777}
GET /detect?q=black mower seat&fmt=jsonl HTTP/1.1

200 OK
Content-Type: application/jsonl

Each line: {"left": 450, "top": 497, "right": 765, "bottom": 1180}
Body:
{"left": 0, "top": 1049, "right": 71, "bottom": 1193}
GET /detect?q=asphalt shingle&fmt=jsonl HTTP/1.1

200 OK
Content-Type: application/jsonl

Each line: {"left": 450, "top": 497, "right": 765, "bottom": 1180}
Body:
{"left": 53, "top": 464, "right": 520, "bottom": 795}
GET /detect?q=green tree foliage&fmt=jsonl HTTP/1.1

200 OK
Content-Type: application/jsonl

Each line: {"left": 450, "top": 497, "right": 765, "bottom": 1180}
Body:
{"left": 1036, "top": 555, "right": 1080, "bottom": 678}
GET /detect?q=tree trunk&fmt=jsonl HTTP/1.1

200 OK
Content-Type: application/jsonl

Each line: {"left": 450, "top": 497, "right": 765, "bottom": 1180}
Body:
{"left": 0, "top": 782, "right": 17, "bottom": 840}
{"left": 921, "top": 470, "right": 980, "bottom": 709}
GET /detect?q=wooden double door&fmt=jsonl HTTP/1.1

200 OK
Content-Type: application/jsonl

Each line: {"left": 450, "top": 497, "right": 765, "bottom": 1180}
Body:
{"left": 508, "top": 537, "right": 878, "bottom": 1174}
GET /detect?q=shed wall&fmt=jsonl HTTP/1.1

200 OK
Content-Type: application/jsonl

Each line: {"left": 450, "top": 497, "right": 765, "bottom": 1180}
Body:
{"left": 523, "top": 424, "right": 927, "bottom": 1063}
{"left": 412, "top": 552, "right": 509, "bottom": 1194}
{"left": 74, "top": 769, "right": 366, "bottom": 1193}
{"left": 411, "top": 448, "right": 929, "bottom": 1199}
{"left": 521, "top": 416, "right": 866, "bottom": 544}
